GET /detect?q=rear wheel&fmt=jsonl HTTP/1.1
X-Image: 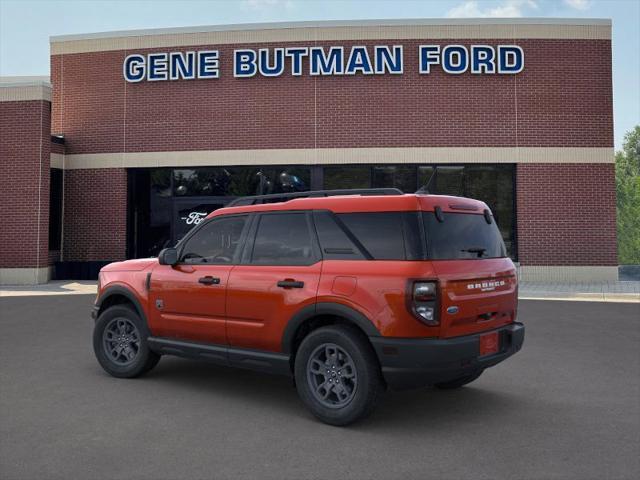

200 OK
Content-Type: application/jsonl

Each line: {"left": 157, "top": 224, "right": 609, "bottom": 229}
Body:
{"left": 294, "top": 325, "right": 382, "bottom": 426}
{"left": 435, "top": 370, "right": 483, "bottom": 389}
{"left": 93, "top": 305, "right": 160, "bottom": 378}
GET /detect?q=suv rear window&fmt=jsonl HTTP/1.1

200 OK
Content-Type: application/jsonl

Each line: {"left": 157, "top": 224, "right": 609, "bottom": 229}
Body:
{"left": 423, "top": 212, "right": 507, "bottom": 260}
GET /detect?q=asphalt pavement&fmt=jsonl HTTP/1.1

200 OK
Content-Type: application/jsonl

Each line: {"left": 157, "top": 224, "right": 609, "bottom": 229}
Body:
{"left": 0, "top": 295, "right": 638, "bottom": 480}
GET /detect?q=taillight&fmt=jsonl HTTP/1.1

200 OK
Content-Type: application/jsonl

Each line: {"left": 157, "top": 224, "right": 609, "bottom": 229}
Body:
{"left": 410, "top": 281, "right": 439, "bottom": 326}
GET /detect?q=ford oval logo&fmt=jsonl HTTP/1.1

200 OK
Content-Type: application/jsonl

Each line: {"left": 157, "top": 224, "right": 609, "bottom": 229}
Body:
{"left": 447, "top": 306, "right": 459, "bottom": 315}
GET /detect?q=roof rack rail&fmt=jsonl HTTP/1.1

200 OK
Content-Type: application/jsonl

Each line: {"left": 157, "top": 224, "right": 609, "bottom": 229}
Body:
{"left": 226, "top": 188, "right": 403, "bottom": 207}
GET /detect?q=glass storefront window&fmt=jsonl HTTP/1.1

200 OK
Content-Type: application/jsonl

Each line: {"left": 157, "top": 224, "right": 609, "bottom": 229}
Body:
{"left": 465, "top": 165, "right": 515, "bottom": 257}
{"left": 372, "top": 165, "right": 417, "bottom": 193}
{"left": 324, "top": 166, "right": 371, "bottom": 189}
{"left": 173, "top": 167, "right": 310, "bottom": 197}
{"left": 417, "top": 166, "right": 435, "bottom": 192}
{"left": 48, "top": 169, "right": 63, "bottom": 250}
{"left": 434, "top": 166, "right": 464, "bottom": 196}
{"left": 128, "top": 163, "right": 516, "bottom": 261}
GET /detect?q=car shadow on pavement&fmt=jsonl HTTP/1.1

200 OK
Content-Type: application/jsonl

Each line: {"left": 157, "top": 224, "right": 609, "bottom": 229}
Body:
{"left": 139, "top": 356, "right": 525, "bottom": 431}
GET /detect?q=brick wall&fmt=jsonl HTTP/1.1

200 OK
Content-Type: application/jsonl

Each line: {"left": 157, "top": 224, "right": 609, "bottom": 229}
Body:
{"left": 516, "top": 163, "right": 617, "bottom": 266}
{"left": 51, "top": 141, "right": 65, "bottom": 154}
{"left": 0, "top": 100, "right": 50, "bottom": 269}
{"left": 51, "top": 39, "right": 612, "bottom": 154}
{"left": 46, "top": 34, "right": 615, "bottom": 270}
{"left": 62, "top": 168, "right": 127, "bottom": 261}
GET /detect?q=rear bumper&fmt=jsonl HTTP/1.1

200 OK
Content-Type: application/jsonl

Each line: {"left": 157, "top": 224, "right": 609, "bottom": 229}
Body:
{"left": 370, "top": 322, "right": 524, "bottom": 390}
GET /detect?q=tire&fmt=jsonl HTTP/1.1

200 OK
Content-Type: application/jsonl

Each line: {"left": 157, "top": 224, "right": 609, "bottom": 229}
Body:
{"left": 93, "top": 304, "right": 160, "bottom": 378}
{"left": 294, "top": 325, "right": 382, "bottom": 426}
{"left": 435, "top": 370, "right": 483, "bottom": 389}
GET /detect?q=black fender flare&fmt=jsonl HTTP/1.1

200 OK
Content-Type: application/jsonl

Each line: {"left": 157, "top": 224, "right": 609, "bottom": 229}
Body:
{"left": 281, "top": 302, "right": 380, "bottom": 354}
{"left": 95, "top": 285, "right": 147, "bottom": 324}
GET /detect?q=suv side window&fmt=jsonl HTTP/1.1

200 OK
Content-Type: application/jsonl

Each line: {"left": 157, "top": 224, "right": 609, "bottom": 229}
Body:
{"left": 250, "top": 213, "right": 316, "bottom": 265}
{"left": 313, "top": 211, "right": 366, "bottom": 260}
{"left": 337, "top": 212, "right": 407, "bottom": 260}
{"left": 180, "top": 215, "right": 248, "bottom": 264}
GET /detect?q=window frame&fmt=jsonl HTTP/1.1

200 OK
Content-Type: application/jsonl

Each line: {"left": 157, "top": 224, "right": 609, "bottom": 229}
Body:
{"left": 175, "top": 213, "right": 252, "bottom": 265}
{"left": 240, "top": 211, "right": 322, "bottom": 266}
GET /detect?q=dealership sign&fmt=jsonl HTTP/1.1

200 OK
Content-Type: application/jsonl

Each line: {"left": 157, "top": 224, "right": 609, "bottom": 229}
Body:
{"left": 123, "top": 44, "right": 524, "bottom": 82}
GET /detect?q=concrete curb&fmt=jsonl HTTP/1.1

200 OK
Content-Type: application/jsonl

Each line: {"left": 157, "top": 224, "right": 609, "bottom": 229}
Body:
{"left": 519, "top": 294, "right": 640, "bottom": 303}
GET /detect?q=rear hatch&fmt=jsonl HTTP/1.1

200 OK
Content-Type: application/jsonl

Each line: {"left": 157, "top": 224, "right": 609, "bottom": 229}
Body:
{"left": 422, "top": 211, "right": 518, "bottom": 338}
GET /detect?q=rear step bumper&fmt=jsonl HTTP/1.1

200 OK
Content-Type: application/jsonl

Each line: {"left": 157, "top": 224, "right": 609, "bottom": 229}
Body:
{"left": 370, "top": 323, "right": 525, "bottom": 391}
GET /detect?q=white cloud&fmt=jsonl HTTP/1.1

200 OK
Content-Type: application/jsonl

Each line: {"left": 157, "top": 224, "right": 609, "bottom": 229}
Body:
{"left": 563, "top": 0, "right": 591, "bottom": 10}
{"left": 446, "top": 0, "right": 538, "bottom": 18}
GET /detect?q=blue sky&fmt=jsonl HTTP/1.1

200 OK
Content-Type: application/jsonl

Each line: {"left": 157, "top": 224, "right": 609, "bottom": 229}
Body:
{"left": 1, "top": 0, "right": 638, "bottom": 149}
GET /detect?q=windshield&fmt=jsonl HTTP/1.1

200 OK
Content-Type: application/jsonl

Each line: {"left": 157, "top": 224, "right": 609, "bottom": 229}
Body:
{"left": 423, "top": 212, "right": 507, "bottom": 260}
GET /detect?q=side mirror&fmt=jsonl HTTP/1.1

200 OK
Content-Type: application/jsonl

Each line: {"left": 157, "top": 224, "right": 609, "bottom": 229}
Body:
{"left": 158, "top": 247, "right": 178, "bottom": 266}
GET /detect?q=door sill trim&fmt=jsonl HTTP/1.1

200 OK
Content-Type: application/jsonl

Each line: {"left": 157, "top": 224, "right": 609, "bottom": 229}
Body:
{"left": 147, "top": 337, "right": 291, "bottom": 376}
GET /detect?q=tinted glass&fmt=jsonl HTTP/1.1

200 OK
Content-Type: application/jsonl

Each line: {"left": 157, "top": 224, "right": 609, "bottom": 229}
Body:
{"left": 173, "top": 167, "right": 310, "bottom": 197}
{"left": 251, "top": 213, "right": 315, "bottom": 265}
{"left": 128, "top": 164, "right": 516, "bottom": 261}
{"left": 465, "top": 165, "right": 515, "bottom": 257}
{"left": 423, "top": 212, "right": 506, "bottom": 260}
{"left": 48, "top": 169, "right": 63, "bottom": 250}
{"left": 417, "top": 166, "right": 435, "bottom": 192}
{"left": 324, "top": 166, "right": 371, "bottom": 189}
{"left": 372, "top": 165, "right": 416, "bottom": 193}
{"left": 434, "top": 166, "right": 464, "bottom": 196}
{"left": 338, "top": 213, "right": 406, "bottom": 260}
{"left": 313, "top": 211, "right": 365, "bottom": 260}
{"left": 180, "top": 216, "right": 247, "bottom": 264}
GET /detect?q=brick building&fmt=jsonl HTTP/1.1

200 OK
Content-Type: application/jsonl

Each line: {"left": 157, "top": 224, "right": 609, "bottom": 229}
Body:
{"left": 0, "top": 18, "right": 616, "bottom": 284}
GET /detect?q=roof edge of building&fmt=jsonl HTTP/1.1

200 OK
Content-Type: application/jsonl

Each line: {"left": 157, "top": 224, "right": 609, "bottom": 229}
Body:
{"left": 49, "top": 18, "right": 612, "bottom": 43}
{"left": 0, "top": 76, "right": 51, "bottom": 88}
{"left": 0, "top": 77, "right": 52, "bottom": 102}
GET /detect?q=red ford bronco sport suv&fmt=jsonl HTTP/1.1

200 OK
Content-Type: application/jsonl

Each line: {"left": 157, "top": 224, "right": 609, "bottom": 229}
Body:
{"left": 92, "top": 189, "right": 524, "bottom": 426}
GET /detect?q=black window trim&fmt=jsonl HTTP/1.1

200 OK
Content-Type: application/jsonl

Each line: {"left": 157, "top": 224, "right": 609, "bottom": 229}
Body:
{"left": 175, "top": 212, "right": 253, "bottom": 266}
{"left": 401, "top": 211, "right": 427, "bottom": 261}
{"left": 241, "top": 210, "right": 322, "bottom": 266}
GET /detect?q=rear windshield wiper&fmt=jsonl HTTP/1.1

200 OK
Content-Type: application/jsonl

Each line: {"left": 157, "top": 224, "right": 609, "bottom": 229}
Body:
{"left": 461, "top": 247, "right": 487, "bottom": 258}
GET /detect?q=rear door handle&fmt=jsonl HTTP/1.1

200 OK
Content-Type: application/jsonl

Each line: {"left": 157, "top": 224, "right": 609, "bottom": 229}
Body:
{"left": 198, "top": 276, "right": 220, "bottom": 285}
{"left": 277, "top": 280, "right": 304, "bottom": 289}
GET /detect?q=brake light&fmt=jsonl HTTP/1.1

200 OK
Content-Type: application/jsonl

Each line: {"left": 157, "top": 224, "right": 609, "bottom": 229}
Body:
{"left": 410, "top": 281, "right": 439, "bottom": 326}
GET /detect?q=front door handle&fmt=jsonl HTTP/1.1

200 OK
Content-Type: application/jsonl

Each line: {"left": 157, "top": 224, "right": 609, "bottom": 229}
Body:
{"left": 198, "top": 276, "right": 220, "bottom": 285}
{"left": 277, "top": 279, "right": 304, "bottom": 289}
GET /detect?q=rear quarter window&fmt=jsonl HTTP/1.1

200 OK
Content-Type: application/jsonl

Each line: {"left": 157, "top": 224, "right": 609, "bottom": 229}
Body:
{"left": 336, "top": 212, "right": 412, "bottom": 260}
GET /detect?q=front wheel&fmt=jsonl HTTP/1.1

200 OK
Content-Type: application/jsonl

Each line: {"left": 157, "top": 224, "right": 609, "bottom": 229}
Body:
{"left": 294, "top": 325, "right": 382, "bottom": 426}
{"left": 93, "top": 305, "right": 160, "bottom": 378}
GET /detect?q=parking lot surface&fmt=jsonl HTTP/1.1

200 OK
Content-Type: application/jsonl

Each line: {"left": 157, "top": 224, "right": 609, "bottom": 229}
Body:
{"left": 1, "top": 296, "right": 638, "bottom": 480}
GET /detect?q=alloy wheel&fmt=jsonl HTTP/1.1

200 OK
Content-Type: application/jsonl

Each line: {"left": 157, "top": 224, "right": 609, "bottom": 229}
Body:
{"left": 102, "top": 317, "right": 141, "bottom": 366}
{"left": 306, "top": 343, "right": 358, "bottom": 408}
